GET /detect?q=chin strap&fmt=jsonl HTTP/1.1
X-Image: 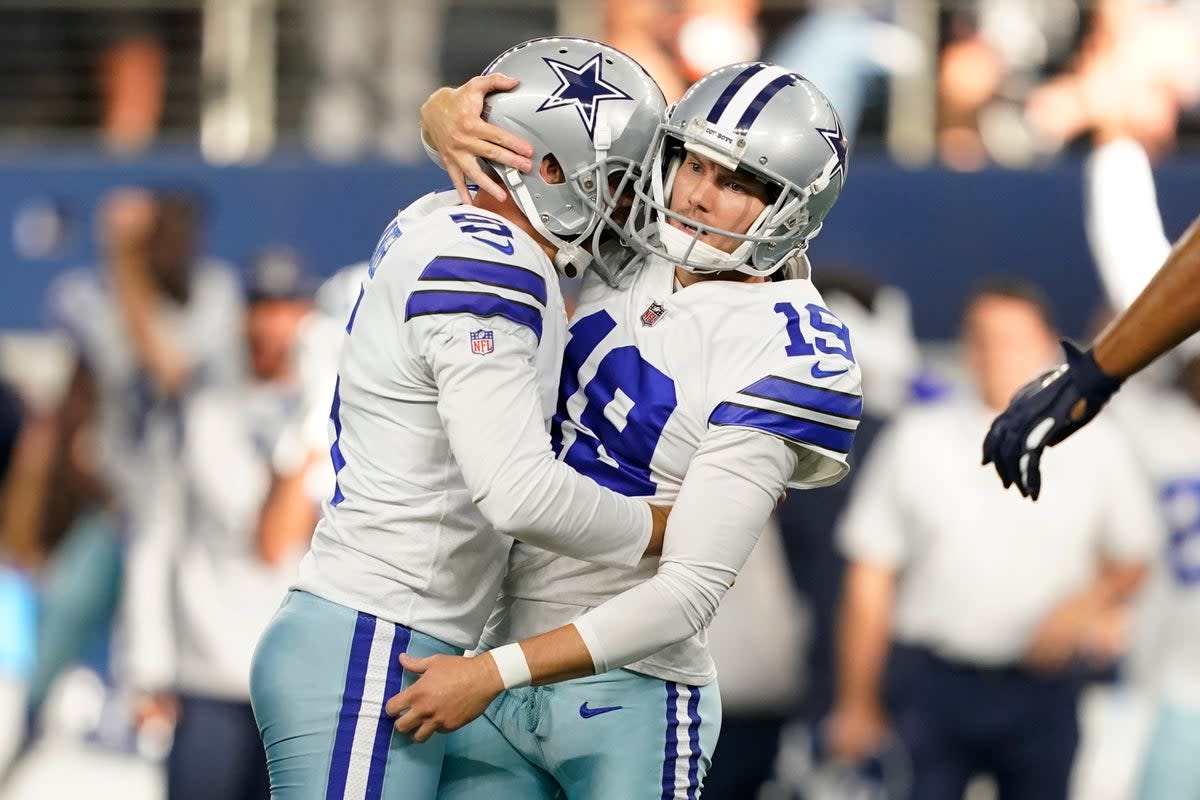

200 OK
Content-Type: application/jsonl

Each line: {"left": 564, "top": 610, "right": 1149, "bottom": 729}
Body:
{"left": 502, "top": 165, "right": 593, "bottom": 277}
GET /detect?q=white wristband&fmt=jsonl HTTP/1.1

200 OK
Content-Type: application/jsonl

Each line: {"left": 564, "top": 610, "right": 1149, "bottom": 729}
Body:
{"left": 488, "top": 643, "right": 532, "bottom": 690}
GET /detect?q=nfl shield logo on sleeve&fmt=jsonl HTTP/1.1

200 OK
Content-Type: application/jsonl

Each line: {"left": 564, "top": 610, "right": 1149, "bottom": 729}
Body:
{"left": 470, "top": 329, "right": 495, "bottom": 355}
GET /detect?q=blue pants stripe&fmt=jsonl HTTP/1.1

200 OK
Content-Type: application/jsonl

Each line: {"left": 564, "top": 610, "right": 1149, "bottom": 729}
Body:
{"left": 365, "top": 626, "right": 411, "bottom": 798}
{"left": 661, "top": 681, "right": 680, "bottom": 799}
{"left": 686, "top": 686, "right": 702, "bottom": 800}
{"left": 326, "top": 612, "right": 377, "bottom": 799}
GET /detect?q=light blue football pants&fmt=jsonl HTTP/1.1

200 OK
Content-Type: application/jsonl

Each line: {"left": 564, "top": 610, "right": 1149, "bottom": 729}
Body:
{"left": 438, "top": 668, "right": 722, "bottom": 799}
{"left": 250, "top": 590, "right": 461, "bottom": 800}
{"left": 1137, "top": 701, "right": 1200, "bottom": 800}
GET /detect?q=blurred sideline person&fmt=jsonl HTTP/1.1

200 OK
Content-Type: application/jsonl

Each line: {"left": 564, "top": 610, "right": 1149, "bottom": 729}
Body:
{"left": 832, "top": 277, "right": 1157, "bottom": 800}
{"left": 388, "top": 59, "right": 859, "bottom": 799}
{"left": 249, "top": 37, "right": 672, "bottom": 800}
{"left": 22, "top": 187, "right": 243, "bottom": 737}
{"left": 124, "top": 249, "right": 325, "bottom": 800}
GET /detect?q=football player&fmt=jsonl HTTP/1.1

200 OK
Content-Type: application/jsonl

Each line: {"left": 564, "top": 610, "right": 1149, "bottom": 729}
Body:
{"left": 249, "top": 38, "right": 672, "bottom": 800}
{"left": 389, "top": 62, "right": 861, "bottom": 799}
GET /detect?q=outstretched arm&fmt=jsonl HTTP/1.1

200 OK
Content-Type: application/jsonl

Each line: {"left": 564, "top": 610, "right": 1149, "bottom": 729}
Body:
{"left": 420, "top": 74, "right": 534, "bottom": 204}
{"left": 1092, "top": 213, "right": 1200, "bottom": 380}
{"left": 983, "top": 213, "right": 1200, "bottom": 499}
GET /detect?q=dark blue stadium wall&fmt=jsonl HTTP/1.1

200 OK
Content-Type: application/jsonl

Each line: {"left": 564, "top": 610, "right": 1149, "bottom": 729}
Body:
{"left": 2, "top": 152, "right": 1197, "bottom": 339}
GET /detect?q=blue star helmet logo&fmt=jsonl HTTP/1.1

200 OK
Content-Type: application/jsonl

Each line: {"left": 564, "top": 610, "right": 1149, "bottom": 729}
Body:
{"left": 816, "top": 115, "right": 848, "bottom": 181}
{"left": 536, "top": 53, "right": 633, "bottom": 140}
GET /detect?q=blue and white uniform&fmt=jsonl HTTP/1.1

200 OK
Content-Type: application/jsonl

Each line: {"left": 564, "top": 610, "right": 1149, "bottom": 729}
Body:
{"left": 441, "top": 254, "right": 862, "bottom": 799}
{"left": 250, "top": 191, "right": 654, "bottom": 800}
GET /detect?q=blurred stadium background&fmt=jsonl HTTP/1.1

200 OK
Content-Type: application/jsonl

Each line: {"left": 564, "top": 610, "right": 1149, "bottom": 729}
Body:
{"left": 0, "top": 1, "right": 1198, "bottom": 799}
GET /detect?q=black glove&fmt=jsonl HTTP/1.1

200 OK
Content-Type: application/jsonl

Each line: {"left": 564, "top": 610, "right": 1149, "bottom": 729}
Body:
{"left": 982, "top": 340, "right": 1123, "bottom": 500}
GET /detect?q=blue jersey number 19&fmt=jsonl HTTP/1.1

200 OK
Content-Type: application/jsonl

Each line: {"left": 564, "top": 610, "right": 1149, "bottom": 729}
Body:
{"left": 551, "top": 310, "right": 677, "bottom": 497}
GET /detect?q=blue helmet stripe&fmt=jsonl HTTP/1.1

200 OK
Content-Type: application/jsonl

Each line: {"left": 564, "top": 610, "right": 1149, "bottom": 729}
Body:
{"left": 733, "top": 73, "right": 795, "bottom": 132}
{"left": 705, "top": 63, "right": 766, "bottom": 124}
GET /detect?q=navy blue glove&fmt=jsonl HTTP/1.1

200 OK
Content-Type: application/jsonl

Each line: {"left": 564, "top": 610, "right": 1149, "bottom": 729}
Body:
{"left": 982, "top": 340, "right": 1123, "bottom": 500}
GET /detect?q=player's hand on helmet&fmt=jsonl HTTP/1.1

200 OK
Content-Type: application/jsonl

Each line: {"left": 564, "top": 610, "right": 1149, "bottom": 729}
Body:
{"left": 421, "top": 74, "right": 535, "bottom": 205}
{"left": 982, "top": 340, "right": 1122, "bottom": 500}
{"left": 386, "top": 651, "right": 503, "bottom": 742}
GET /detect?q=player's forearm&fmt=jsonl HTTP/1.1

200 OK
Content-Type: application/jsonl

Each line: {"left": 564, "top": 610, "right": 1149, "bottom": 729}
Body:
{"left": 256, "top": 457, "right": 321, "bottom": 566}
{"left": 1093, "top": 214, "right": 1200, "bottom": 380}
{"left": 566, "top": 430, "right": 793, "bottom": 674}
{"left": 836, "top": 560, "right": 895, "bottom": 712}
{"left": 478, "top": 456, "right": 656, "bottom": 565}
{"left": 486, "top": 625, "right": 597, "bottom": 688}
{"left": 1089, "top": 560, "right": 1148, "bottom": 609}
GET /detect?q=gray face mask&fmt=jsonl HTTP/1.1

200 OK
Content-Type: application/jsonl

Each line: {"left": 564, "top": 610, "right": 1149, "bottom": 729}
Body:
{"left": 627, "top": 62, "right": 850, "bottom": 279}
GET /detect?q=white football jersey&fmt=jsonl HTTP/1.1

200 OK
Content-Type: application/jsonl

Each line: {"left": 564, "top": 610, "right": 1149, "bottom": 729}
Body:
{"left": 293, "top": 191, "right": 650, "bottom": 650}
{"left": 1110, "top": 383, "right": 1200, "bottom": 709}
{"left": 483, "top": 255, "right": 862, "bottom": 684}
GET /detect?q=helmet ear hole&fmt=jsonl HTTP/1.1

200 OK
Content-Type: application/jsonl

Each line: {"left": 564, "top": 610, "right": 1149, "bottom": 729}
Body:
{"left": 539, "top": 155, "right": 565, "bottom": 185}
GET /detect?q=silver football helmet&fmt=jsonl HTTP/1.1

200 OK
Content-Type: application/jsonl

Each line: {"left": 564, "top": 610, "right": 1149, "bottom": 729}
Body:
{"left": 480, "top": 37, "right": 666, "bottom": 277}
{"left": 628, "top": 62, "right": 849, "bottom": 278}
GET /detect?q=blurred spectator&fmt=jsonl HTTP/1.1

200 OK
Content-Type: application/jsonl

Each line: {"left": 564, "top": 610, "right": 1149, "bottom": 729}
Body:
{"left": 98, "top": 25, "right": 167, "bottom": 155}
{"left": 305, "top": 0, "right": 438, "bottom": 161}
{"left": 607, "top": 0, "right": 759, "bottom": 103}
{"left": 1026, "top": 0, "right": 1200, "bottom": 161}
{"left": 937, "top": 0, "right": 1083, "bottom": 169}
{"left": 19, "top": 186, "right": 244, "bottom": 742}
{"left": 768, "top": 2, "right": 925, "bottom": 142}
{"left": 126, "top": 247, "right": 330, "bottom": 800}
{"left": 829, "top": 277, "right": 1158, "bottom": 800}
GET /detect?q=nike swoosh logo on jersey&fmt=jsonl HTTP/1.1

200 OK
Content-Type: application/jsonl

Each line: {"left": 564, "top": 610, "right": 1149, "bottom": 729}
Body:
{"left": 471, "top": 235, "right": 514, "bottom": 255}
{"left": 811, "top": 362, "right": 850, "bottom": 379}
{"left": 579, "top": 702, "right": 624, "bottom": 719}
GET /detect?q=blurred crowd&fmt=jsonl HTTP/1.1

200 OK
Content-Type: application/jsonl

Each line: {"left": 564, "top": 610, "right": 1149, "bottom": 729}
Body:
{"left": 0, "top": 1, "right": 1199, "bottom": 800}
{"left": 2, "top": 0, "right": 1199, "bottom": 166}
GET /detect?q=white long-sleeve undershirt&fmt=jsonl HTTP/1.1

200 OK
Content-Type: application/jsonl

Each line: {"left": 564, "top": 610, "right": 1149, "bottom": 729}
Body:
{"left": 1085, "top": 137, "right": 1172, "bottom": 312}
{"left": 573, "top": 426, "right": 799, "bottom": 673}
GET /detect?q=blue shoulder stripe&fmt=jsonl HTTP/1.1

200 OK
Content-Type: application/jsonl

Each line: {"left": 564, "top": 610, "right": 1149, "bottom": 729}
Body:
{"left": 405, "top": 289, "right": 543, "bottom": 341}
{"left": 710, "top": 401, "right": 855, "bottom": 454}
{"left": 738, "top": 375, "right": 862, "bottom": 420}
{"left": 418, "top": 256, "right": 547, "bottom": 304}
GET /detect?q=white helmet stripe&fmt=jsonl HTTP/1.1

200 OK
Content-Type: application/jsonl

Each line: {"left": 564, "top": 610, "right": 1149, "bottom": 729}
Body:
{"left": 714, "top": 64, "right": 793, "bottom": 131}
